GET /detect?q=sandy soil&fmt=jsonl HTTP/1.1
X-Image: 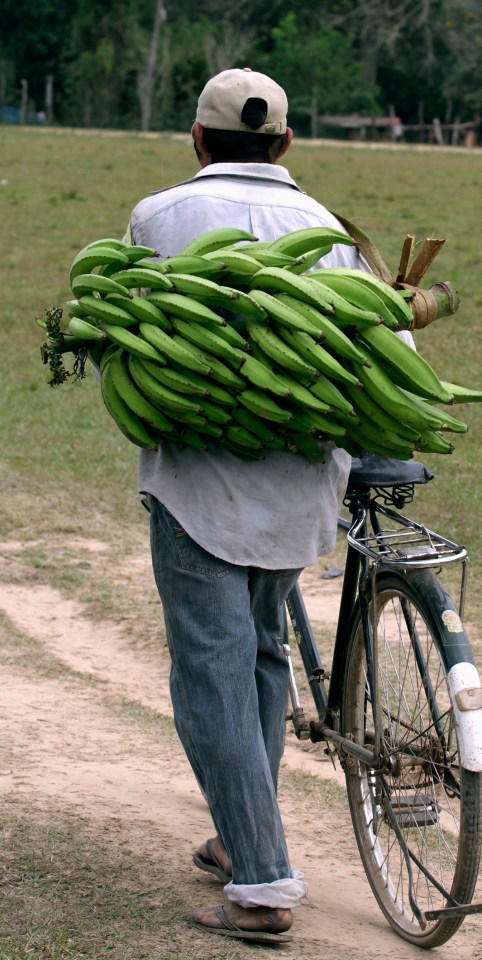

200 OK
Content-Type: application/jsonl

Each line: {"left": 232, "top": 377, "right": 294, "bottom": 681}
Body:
{"left": 0, "top": 542, "right": 481, "bottom": 959}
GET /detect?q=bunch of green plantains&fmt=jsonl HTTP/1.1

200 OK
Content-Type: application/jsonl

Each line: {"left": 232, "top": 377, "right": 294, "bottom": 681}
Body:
{"left": 36, "top": 225, "right": 482, "bottom": 462}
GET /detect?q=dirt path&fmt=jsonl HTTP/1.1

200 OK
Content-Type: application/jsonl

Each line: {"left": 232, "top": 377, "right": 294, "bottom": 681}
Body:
{"left": 1, "top": 544, "right": 481, "bottom": 959}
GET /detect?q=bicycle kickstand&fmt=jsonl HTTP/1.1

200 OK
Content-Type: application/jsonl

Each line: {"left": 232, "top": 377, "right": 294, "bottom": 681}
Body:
{"left": 280, "top": 640, "right": 312, "bottom": 740}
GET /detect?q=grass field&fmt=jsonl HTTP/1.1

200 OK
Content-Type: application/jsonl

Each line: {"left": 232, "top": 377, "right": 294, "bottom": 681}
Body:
{"left": 1, "top": 126, "right": 480, "bottom": 615}
{"left": 1, "top": 124, "right": 481, "bottom": 960}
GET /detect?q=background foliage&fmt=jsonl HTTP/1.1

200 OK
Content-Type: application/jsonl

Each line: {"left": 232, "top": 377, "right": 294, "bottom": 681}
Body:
{"left": 2, "top": 0, "right": 482, "bottom": 135}
{"left": 1, "top": 126, "right": 481, "bottom": 620}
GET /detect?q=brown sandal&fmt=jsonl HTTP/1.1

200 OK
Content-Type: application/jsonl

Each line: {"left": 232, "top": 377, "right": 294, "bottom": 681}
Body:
{"left": 193, "top": 838, "right": 232, "bottom": 884}
{"left": 189, "top": 903, "right": 293, "bottom": 944}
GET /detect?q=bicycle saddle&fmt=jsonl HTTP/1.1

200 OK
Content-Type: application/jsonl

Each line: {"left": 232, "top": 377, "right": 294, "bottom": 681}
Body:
{"left": 348, "top": 451, "right": 434, "bottom": 489}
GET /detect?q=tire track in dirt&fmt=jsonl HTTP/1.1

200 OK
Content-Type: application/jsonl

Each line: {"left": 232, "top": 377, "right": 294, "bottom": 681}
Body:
{"left": 1, "top": 553, "right": 481, "bottom": 959}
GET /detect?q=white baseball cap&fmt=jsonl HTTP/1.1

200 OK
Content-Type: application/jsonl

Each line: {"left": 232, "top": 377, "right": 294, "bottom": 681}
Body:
{"left": 195, "top": 67, "right": 288, "bottom": 135}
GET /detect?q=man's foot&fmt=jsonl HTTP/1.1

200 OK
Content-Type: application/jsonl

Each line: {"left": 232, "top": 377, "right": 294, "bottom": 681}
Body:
{"left": 189, "top": 901, "right": 293, "bottom": 944}
{"left": 193, "top": 836, "right": 232, "bottom": 883}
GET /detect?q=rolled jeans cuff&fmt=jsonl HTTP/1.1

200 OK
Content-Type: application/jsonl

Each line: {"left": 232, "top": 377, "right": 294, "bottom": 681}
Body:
{"left": 224, "top": 869, "right": 307, "bottom": 908}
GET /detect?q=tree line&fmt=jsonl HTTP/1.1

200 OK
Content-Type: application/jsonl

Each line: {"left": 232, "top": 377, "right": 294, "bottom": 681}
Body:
{"left": 2, "top": 0, "right": 482, "bottom": 141}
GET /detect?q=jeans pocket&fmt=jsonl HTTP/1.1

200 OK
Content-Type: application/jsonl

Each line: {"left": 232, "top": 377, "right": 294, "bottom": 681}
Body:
{"left": 160, "top": 505, "right": 234, "bottom": 579}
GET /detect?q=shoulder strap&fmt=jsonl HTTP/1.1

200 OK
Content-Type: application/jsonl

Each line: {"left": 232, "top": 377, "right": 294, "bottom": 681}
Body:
{"left": 330, "top": 210, "right": 447, "bottom": 288}
{"left": 124, "top": 220, "right": 133, "bottom": 245}
{"left": 329, "top": 210, "right": 392, "bottom": 282}
{"left": 330, "top": 211, "right": 453, "bottom": 330}
{"left": 148, "top": 173, "right": 205, "bottom": 198}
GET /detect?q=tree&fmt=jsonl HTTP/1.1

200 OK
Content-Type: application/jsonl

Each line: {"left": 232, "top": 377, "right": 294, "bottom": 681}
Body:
{"left": 202, "top": 25, "right": 255, "bottom": 76}
{"left": 1, "top": 0, "right": 72, "bottom": 113}
{"left": 2, "top": 0, "right": 482, "bottom": 131}
{"left": 138, "top": 0, "right": 167, "bottom": 131}
{"left": 306, "top": 0, "right": 442, "bottom": 89}
{"left": 61, "top": 0, "right": 148, "bottom": 127}
{"left": 263, "top": 13, "right": 380, "bottom": 136}
{"left": 356, "top": 0, "right": 482, "bottom": 126}
{"left": 439, "top": 0, "right": 482, "bottom": 118}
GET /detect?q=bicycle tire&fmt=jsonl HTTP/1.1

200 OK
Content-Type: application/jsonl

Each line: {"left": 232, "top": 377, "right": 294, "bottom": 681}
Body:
{"left": 341, "top": 568, "right": 482, "bottom": 947}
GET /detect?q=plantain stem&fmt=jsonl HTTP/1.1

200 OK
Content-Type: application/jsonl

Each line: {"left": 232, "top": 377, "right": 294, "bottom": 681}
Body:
{"left": 428, "top": 281, "right": 461, "bottom": 319}
{"left": 37, "top": 305, "right": 88, "bottom": 385}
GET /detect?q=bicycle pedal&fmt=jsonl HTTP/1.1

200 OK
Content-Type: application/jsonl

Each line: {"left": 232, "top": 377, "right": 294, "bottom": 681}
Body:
{"left": 386, "top": 792, "right": 440, "bottom": 827}
{"left": 323, "top": 745, "right": 338, "bottom": 770}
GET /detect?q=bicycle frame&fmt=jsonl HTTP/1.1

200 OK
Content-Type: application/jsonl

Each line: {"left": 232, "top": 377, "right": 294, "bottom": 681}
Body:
{"left": 285, "top": 479, "right": 471, "bottom": 757}
{"left": 285, "top": 502, "right": 404, "bottom": 770}
{"left": 284, "top": 475, "right": 482, "bottom": 926}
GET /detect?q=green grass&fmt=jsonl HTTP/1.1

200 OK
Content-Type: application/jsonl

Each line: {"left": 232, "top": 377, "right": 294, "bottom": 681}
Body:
{"left": 0, "top": 806, "right": 203, "bottom": 960}
{"left": 0, "top": 612, "right": 175, "bottom": 739}
{"left": 279, "top": 766, "right": 346, "bottom": 806}
{"left": 3, "top": 127, "right": 480, "bottom": 954}
{"left": 0, "top": 770, "right": 347, "bottom": 960}
{"left": 1, "top": 126, "right": 481, "bottom": 622}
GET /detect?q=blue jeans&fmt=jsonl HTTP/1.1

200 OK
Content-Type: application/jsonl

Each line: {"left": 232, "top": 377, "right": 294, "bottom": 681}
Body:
{"left": 149, "top": 498, "right": 303, "bottom": 887}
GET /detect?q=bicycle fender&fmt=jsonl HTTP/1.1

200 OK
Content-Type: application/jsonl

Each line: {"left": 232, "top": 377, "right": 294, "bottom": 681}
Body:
{"left": 380, "top": 568, "right": 482, "bottom": 773}
{"left": 447, "top": 662, "right": 482, "bottom": 772}
{"left": 431, "top": 594, "right": 482, "bottom": 772}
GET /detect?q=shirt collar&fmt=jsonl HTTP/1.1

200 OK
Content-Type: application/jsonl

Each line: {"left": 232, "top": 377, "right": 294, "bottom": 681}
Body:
{"left": 192, "top": 162, "right": 302, "bottom": 191}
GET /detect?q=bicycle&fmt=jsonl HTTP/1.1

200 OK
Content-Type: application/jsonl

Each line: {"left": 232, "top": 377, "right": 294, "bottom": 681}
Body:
{"left": 283, "top": 451, "right": 482, "bottom": 948}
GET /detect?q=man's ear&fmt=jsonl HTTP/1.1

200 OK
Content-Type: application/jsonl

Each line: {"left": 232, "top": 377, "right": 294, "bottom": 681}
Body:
{"left": 277, "top": 127, "right": 293, "bottom": 158}
{"left": 192, "top": 121, "right": 212, "bottom": 167}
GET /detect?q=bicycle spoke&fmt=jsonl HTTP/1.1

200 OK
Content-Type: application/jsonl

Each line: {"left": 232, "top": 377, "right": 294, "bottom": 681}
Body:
{"left": 342, "top": 572, "right": 481, "bottom": 947}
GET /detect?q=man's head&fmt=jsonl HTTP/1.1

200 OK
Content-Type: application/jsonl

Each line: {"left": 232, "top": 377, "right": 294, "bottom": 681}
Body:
{"left": 192, "top": 67, "right": 293, "bottom": 165}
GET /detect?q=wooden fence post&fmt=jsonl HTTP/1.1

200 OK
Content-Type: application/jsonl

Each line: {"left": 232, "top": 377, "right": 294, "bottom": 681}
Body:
{"left": 45, "top": 75, "right": 54, "bottom": 124}
{"left": 19, "top": 79, "right": 28, "bottom": 123}
{"left": 418, "top": 100, "right": 425, "bottom": 142}
{"left": 310, "top": 98, "right": 318, "bottom": 139}
{"left": 0, "top": 73, "right": 5, "bottom": 120}
{"left": 432, "top": 117, "right": 444, "bottom": 145}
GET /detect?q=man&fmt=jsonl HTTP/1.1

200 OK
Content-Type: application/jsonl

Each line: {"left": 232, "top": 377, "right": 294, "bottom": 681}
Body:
{"left": 128, "top": 67, "right": 369, "bottom": 945}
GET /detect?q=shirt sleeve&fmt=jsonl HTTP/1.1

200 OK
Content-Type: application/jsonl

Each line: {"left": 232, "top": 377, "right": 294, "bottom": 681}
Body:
{"left": 396, "top": 328, "right": 416, "bottom": 349}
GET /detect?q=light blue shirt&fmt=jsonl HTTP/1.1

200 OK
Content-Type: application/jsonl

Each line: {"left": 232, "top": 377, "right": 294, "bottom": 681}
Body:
{"left": 130, "top": 162, "right": 369, "bottom": 567}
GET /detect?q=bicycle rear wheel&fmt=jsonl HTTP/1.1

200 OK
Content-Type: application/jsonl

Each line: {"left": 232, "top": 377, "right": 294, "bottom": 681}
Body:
{"left": 341, "top": 568, "right": 482, "bottom": 947}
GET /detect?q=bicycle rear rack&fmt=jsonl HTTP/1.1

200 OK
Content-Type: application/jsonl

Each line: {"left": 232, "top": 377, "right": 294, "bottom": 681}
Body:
{"left": 347, "top": 503, "right": 467, "bottom": 569}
